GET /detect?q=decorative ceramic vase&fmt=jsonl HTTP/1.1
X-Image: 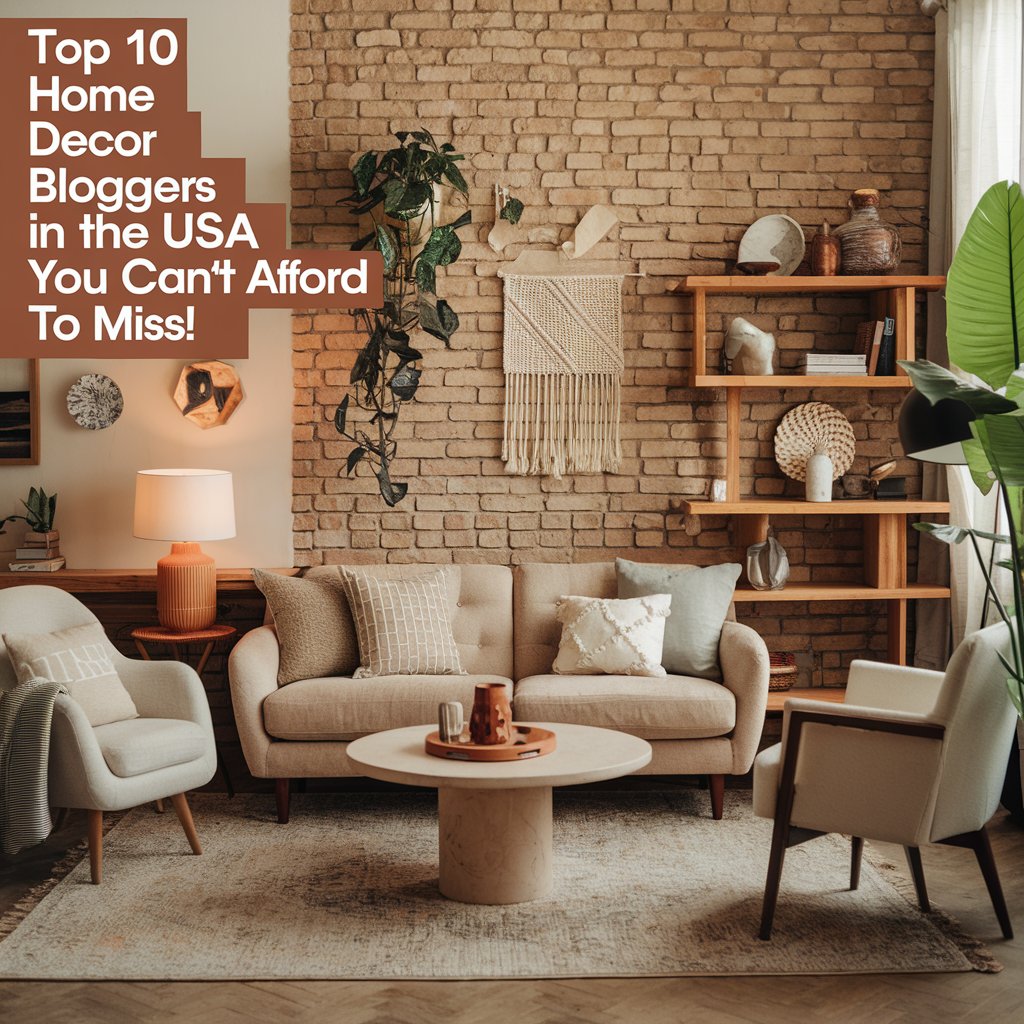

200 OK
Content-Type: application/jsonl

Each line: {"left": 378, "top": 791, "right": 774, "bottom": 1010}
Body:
{"left": 810, "top": 221, "right": 840, "bottom": 276}
{"left": 469, "top": 683, "right": 513, "bottom": 745}
{"left": 723, "top": 317, "right": 776, "bottom": 375}
{"left": 438, "top": 701, "right": 464, "bottom": 742}
{"left": 805, "top": 445, "right": 834, "bottom": 502}
{"left": 746, "top": 536, "right": 790, "bottom": 591}
{"left": 833, "top": 189, "right": 901, "bottom": 275}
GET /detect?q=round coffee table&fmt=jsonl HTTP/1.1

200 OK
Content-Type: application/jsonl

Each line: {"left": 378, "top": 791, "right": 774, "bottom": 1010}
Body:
{"left": 345, "top": 723, "right": 652, "bottom": 905}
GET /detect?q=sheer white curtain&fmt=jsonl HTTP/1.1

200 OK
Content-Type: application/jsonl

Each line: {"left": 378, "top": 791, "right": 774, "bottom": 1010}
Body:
{"left": 944, "top": 0, "right": 1023, "bottom": 646}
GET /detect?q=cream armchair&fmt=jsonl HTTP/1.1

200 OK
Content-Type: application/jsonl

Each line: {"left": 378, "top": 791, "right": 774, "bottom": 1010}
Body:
{"left": 0, "top": 586, "right": 217, "bottom": 883}
{"left": 753, "top": 622, "right": 1017, "bottom": 941}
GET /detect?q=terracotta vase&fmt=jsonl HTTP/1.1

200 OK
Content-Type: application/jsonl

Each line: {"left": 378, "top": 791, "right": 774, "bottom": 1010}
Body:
{"left": 469, "top": 683, "right": 513, "bottom": 745}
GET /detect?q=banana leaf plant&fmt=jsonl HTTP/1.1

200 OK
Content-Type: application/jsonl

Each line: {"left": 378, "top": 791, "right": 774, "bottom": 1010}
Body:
{"left": 330, "top": 129, "right": 472, "bottom": 506}
{"left": 898, "top": 180, "right": 1024, "bottom": 716}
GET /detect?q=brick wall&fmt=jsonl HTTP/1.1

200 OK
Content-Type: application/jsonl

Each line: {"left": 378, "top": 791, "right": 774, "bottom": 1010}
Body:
{"left": 290, "top": 0, "right": 936, "bottom": 687}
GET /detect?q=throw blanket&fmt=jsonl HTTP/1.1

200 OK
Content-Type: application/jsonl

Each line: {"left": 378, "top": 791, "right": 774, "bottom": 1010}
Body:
{"left": 502, "top": 274, "right": 624, "bottom": 478}
{"left": 0, "top": 679, "right": 66, "bottom": 855}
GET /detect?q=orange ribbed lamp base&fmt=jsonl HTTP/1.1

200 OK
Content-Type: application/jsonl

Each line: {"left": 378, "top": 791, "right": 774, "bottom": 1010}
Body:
{"left": 156, "top": 543, "right": 217, "bottom": 632}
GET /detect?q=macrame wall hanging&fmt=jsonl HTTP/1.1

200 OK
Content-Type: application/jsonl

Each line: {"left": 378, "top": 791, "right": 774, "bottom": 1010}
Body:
{"left": 501, "top": 273, "right": 624, "bottom": 478}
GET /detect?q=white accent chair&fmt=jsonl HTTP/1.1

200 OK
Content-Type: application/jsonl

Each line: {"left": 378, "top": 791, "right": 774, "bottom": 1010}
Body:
{"left": 0, "top": 586, "right": 217, "bottom": 883}
{"left": 753, "top": 622, "right": 1017, "bottom": 940}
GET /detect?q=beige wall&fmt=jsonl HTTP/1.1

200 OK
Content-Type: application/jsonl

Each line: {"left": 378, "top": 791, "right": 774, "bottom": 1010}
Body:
{"left": 1, "top": 0, "right": 292, "bottom": 569}
{"left": 291, "top": 0, "right": 936, "bottom": 686}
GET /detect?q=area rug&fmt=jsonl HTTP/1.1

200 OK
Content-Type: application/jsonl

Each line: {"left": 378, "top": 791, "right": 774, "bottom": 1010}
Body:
{"left": 0, "top": 791, "right": 998, "bottom": 980}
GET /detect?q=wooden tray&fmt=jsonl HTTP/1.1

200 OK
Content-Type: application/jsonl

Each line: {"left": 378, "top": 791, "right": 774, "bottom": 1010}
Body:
{"left": 425, "top": 725, "right": 557, "bottom": 762}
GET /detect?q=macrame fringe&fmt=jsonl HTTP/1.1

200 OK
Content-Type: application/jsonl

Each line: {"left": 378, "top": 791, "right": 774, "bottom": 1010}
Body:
{"left": 502, "top": 371, "right": 622, "bottom": 478}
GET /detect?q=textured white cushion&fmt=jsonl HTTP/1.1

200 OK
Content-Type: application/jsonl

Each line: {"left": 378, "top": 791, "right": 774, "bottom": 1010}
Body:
{"left": 339, "top": 567, "right": 465, "bottom": 679}
{"left": 3, "top": 622, "right": 138, "bottom": 727}
{"left": 552, "top": 594, "right": 671, "bottom": 677}
{"left": 93, "top": 718, "right": 208, "bottom": 778}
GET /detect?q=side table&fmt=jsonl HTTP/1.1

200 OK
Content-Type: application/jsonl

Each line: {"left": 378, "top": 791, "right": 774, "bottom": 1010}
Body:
{"left": 131, "top": 624, "right": 237, "bottom": 798}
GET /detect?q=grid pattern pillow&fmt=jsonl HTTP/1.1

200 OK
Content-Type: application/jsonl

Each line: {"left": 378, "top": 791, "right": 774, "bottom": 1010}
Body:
{"left": 552, "top": 594, "right": 672, "bottom": 677}
{"left": 3, "top": 622, "right": 139, "bottom": 727}
{"left": 339, "top": 568, "right": 465, "bottom": 679}
{"left": 253, "top": 569, "right": 359, "bottom": 685}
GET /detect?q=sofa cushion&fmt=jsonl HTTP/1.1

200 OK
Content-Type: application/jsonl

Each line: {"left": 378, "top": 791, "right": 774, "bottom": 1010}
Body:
{"left": 263, "top": 674, "right": 513, "bottom": 741}
{"left": 616, "top": 559, "right": 741, "bottom": 680}
{"left": 513, "top": 673, "right": 736, "bottom": 740}
{"left": 253, "top": 568, "right": 359, "bottom": 685}
{"left": 553, "top": 594, "right": 671, "bottom": 677}
{"left": 93, "top": 718, "right": 208, "bottom": 778}
{"left": 339, "top": 567, "right": 465, "bottom": 678}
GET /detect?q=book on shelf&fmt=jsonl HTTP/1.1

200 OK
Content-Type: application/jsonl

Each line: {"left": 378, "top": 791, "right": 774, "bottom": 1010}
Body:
{"left": 23, "top": 530, "right": 59, "bottom": 545}
{"left": 854, "top": 321, "right": 877, "bottom": 356}
{"left": 8, "top": 557, "right": 66, "bottom": 572}
{"left": 798, "top": 353, "right": 868, "bottom": 375}
{"left": 14, "top": 546, "right": 61, "bottom": 560}
{"left": 875, "top": 316, "right": 896, "bottom": 376}
{"left": 866, "top": 320, "right": 886, "bottom": 374}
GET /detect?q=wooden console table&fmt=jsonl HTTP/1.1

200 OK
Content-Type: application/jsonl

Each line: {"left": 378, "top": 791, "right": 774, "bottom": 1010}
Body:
{"left": 0, "top": 568, "right": 298, "bottom": 592}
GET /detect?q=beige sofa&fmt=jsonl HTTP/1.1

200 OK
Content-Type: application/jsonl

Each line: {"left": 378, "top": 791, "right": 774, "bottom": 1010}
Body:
{"left": 229, "top": 562, "right": 769, "bottom": 823}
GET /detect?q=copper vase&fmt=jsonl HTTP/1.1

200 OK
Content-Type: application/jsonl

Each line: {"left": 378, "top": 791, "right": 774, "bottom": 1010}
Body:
{"left": 469, "top": 683, "right": 513, "bottom": 745}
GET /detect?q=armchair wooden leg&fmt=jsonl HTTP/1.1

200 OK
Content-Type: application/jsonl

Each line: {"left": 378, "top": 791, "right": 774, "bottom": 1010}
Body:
{"left": 759, "top": 817, "right": 790, "bottom": 940}
{"left": 850, "top": 836, "right": 863, "bottom": 891}
{"left": 940, "top": 828, "right": 1014, "bottom": 940}
{"left": 87, "top": 809, "right": 103, "bottom": 885}
{"left": 904, "top": 846, "right": 930, "bottom": 913}
{"left": 169, "top": 794, "right": 202, "bottom": 855}
{"left": 275, "top": 778, "right": 290, "bottom": 824}
{"left": 708, "top": 774, "right": 725, "bottom": 820}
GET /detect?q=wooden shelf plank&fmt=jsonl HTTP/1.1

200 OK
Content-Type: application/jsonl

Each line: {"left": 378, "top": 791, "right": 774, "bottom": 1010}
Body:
{"left": 766, "top": 687, "right": 846, "bottom": 713}
{"left": 692, "top": 374, "right": 912, "bottom": 389}
{"left": 734, "top": 583, "right": 950, "bottom": 603}
{"left": 668, "top": 275, "right": 946, "bottom": 294}
{"left": 0, "top": 568, "right": 298, "bottom": 593}
{"left": 677, "top": 499, "right": 950, "bottom": 516}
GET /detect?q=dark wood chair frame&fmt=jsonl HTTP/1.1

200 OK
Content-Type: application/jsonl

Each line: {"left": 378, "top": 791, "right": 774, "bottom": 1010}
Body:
{"left": 759, "top": 708, "right": 1014, "bottom": 942}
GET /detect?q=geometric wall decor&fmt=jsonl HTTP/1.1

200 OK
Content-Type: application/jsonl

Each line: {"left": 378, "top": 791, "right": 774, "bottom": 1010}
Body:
{"left": 173, "top": 361, "right": 244, "bottom": 430}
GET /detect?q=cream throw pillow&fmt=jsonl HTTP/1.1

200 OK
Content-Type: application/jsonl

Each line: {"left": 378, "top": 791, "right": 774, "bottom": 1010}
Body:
{"left": 552, "top": 594, "right": 672, "bottom": 677}
{"left": 3, "top": 622, "right": 139, "bottom": 727}
{"left": 339, "top": 567, "right": 465, "bottom": 678}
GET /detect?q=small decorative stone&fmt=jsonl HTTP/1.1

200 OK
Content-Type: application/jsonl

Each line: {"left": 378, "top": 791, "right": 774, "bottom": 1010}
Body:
{"left": 174, "top": 361, "right": 243, "bottom": 429}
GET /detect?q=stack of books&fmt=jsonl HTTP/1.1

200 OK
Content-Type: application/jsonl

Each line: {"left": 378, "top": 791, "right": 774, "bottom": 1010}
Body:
{"left": 8, "top": 530, "right": 65, "bottom": 572}
{"left": 798, "top": 353, "right": 868, "bottom": 376}
{"left": 854, "top": 318, "right": 897, "bottom": 375}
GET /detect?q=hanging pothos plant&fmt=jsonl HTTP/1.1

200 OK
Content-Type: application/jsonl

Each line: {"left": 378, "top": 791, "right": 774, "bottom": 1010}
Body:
{"left": 331, "top": 129, "right": 472, "bottom": 506}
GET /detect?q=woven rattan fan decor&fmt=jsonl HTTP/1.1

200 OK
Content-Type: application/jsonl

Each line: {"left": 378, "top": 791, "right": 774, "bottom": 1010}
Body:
{"left": 774, "top": 402, "right": 855, "bottom": 482}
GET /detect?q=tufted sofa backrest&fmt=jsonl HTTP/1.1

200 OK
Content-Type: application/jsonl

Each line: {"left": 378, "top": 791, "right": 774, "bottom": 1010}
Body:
{"left": 303, "top": 563, "right": 514, "bottom": 678}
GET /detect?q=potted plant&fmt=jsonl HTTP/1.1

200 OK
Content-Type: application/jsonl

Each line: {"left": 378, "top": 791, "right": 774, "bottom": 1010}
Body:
{"left": 898, "top": 179, "right": 1024, "bottom": 816}
{"left": 330, "top": 129, "right": 473, "bottom": 507}
{"left": 0, "top": 486, "right": 57, "bottom": 535}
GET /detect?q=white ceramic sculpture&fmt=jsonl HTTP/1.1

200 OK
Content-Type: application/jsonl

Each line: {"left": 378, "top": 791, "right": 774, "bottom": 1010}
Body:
{"left": 805, "top": 445, "right": 834, "bottom": 502}
{"left": 723, "top": 317, "right": 776, "bottom": 375}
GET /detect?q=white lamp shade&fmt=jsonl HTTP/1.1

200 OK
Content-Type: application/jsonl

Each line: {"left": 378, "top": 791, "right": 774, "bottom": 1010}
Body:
{"left": 133, "top": 469, "right": 236, "bottom": 542}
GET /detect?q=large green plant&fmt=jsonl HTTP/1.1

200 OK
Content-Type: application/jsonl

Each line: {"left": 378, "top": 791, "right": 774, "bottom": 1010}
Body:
{"left": 900, "top": 180, "right": 1024, "bottom": 716}
{"left": 331, "top": 129, "right": 472, "bottom": 506}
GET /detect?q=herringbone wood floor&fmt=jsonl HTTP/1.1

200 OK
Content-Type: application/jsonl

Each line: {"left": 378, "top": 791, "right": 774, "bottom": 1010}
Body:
{"left": 1, "top": 796, "right": 1021, "bottom": 1024}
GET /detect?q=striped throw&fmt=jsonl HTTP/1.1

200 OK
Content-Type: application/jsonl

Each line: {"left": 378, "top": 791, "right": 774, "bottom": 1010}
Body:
{"left": 0, "top": 678, "right": 66, "bottom": 855}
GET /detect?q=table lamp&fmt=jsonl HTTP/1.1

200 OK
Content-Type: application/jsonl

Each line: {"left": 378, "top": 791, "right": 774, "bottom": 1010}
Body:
{"left": 133, "top": 469, "right": 236, "bottom": 632}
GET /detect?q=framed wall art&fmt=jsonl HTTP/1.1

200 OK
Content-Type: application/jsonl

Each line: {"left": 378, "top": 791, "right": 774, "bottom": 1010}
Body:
{"left": 0, "top": 359, "right": 39, "bottom": 465}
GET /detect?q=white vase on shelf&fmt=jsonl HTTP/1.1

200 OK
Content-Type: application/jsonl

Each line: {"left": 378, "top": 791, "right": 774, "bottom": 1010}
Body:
{"left": 805, "top": 446, "right": 833, "bottom": 502}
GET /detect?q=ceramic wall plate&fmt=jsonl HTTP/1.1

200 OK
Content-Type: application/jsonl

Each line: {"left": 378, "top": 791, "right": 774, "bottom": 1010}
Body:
{"left": 774, "top": 402, "right": 855, "bottom": 482}
{"left": 738, "top": 215, "right": 806, "bottom": 276}
{"left": 66, "top": 374, "right": 124, "bottom": 430}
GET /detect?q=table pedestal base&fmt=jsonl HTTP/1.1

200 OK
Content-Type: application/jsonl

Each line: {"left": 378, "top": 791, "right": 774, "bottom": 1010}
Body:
{"left": 438, "top": 786, "right": 553, "bottom": 904}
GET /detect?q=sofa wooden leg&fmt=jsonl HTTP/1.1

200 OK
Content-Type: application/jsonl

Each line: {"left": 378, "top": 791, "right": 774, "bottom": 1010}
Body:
{"left": 708, "top": 774, "right": 724, "bottom": 820}
{"left": 87, "top": 809, "right": 103, "bottom": 885}
{"left": 904, "top": 846, "right": 930, "bottom": 913}
{"left": 275, "top": 778, "right": 290, "bottom": 824}
{"left": 850, "top": 836, "right": 863, "bottom": 890}
{"left": 759, "top": 817, "right": 789, "bottom": 940}
{"left": 170, "top": 793, "right": 203, "bottom": 855}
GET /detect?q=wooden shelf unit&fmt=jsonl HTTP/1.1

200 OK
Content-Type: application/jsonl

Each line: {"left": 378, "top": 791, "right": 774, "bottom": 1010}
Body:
{"left": 671, "top": 274, "right": 949, "bottom": 666}
{"left": 766, "top": 687, "right": 847, "bottom": 714}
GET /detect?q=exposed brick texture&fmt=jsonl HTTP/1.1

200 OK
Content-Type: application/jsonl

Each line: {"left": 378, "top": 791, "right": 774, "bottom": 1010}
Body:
{"left": 290, "top": 0, "right": 935, "bottom": 688}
